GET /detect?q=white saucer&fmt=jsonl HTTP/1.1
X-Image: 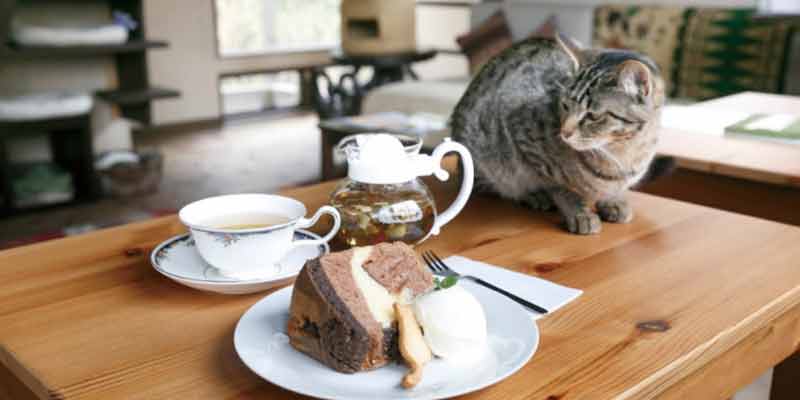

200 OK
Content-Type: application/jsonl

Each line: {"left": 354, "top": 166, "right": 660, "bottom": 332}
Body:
{"left": 234, "top": 281, "right": 539, "bottom": 399}
{"left": 150, "top": 230, "right": 328, "bottom": 294}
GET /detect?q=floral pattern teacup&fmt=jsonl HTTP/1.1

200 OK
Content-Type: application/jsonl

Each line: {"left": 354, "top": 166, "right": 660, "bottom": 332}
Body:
{"left": 179, "top": 194, "right": 340, "bottom": 280}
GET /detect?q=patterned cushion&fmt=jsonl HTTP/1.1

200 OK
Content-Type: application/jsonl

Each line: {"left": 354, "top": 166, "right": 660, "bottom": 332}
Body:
{"left": 672, "top": 9, "right": 798, "bottom": 99}
{"left": 593, "top": 6, "right": 800, "bottom": 100}
{"left": 456, "top": 12, "right": 560, "bottom": 75}
{"left": 593, "top": 6, "right": 685, "bottom": 94}
{"left": 456, "top": 10, "right": 513, "bottom": 75}
{"left": 526, "top": 15, "right": 559, "bottom": 40}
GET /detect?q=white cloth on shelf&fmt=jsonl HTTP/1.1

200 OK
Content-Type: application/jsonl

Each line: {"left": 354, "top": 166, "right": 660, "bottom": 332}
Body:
{"left": 11, "top": 22, "right": 128, "bottom": 46}
{"left": 0, "top": 92, "right": 92, "bottom": 121}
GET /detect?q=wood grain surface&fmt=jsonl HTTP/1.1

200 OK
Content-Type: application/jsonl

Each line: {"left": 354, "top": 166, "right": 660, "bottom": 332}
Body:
{"left": 657, "top": 92, "right": 800, "bottom": 188}
{"left": 2, "top": 176, "right": 800, "bottom": 399}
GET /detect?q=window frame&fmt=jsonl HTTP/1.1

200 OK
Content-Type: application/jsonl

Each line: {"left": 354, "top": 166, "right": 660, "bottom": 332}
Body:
{"left": 212, "top": 0, "right": 342, "bottom": 60}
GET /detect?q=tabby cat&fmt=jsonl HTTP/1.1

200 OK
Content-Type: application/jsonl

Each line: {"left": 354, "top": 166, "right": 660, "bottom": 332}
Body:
{"left": 451, "top": 34, "right": 665, "bottom": 234}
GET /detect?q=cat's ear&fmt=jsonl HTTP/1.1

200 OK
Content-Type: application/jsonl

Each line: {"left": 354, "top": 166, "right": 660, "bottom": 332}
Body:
{"left": 555, "top": 32, "right": 583, "bottom": 72}
{"left": 618, "top": 60, "right": 653, "bottom": 97}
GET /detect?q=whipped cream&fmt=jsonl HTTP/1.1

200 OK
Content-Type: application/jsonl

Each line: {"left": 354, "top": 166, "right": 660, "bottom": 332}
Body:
{"left": 412, "top": 284, "right": 488, "bottom": 360}
{"left": 349, "top": 246, "right": 411, "bottom": 328}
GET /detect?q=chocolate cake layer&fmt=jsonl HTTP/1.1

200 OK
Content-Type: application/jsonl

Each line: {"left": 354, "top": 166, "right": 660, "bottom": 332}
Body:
{"left": 362, "top": 242, "right": 433, "bottom": 297}
{"left": 287, "top": 243, "right": 433, "bottom": 373}
{"left": 288, "top": 251, "right": 384, "bottom": 373}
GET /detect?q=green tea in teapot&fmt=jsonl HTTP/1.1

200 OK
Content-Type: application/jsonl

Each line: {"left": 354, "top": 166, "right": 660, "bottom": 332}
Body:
{"left": 329, "top": 134, "right": 474, "bottom": 247}
{"left": 330, "top": 180, "right": 436, "bottom": 246}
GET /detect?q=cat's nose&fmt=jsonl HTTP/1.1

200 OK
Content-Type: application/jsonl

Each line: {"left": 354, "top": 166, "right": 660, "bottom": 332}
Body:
{"left": 560, "top": 125, "right": 578, "bottom": 139}
{"left": 561, "top": 116, "right": 579, "bottom": 138}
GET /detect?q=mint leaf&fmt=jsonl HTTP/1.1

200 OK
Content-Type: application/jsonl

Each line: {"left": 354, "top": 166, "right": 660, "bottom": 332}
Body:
{"left": 439, "top": 275, "right": 458, "bottom": 289}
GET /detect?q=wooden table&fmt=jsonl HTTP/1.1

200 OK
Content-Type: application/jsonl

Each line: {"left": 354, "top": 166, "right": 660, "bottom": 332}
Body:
{"left": 3, "top": 178, "right": 800, "bottom": 399}
{"left": 657, "top": 92, "right": 800, "bottom": 188}
{"left": 640, "top": 92, "right": 800, "bottom": 226}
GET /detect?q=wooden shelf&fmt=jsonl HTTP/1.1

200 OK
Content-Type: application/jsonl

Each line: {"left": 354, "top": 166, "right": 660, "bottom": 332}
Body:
{"left": 0, "top": 192, "right": 95, "bottom": 219}
{"left": 0, "top": 115, "right": 89, "bottom": 133}
{"left": 0, "top": 39, "right": 167, "bottom": 57}
{"left": 0, "top": 114, "right": 99, "bottom": 219}
{"left": 95, "top": 87, "right": 180, "bottom": 106}
{"left": 0, "top": 0, "right": 171, "bottom": 217}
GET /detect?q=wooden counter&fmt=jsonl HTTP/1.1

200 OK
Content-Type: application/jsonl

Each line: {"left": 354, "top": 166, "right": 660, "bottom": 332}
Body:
{"left": 640, "top": 92, "right": 800, "bottom": 227}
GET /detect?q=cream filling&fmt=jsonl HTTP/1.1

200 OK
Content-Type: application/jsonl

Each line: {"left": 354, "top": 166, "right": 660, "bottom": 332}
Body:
{"left": 350, "top": 246, "right": 411, "bottom": 328}
{"left": 412, "top": 285, "right": 488, "bottom": 360}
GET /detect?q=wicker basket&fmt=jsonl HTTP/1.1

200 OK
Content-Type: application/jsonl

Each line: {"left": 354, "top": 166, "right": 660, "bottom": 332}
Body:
{"left": 97, "top": 149, "right": 163, "bottom": 198}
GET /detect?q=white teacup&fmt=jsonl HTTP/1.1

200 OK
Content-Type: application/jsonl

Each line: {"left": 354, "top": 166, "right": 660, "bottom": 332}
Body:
{"left": 179, "top": 194, "right": 341, "bottom": 280}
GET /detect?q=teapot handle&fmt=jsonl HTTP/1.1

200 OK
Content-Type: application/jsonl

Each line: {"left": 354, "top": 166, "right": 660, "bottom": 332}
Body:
{"left": 430, "top": 138, "right": 474, "bottom": 236}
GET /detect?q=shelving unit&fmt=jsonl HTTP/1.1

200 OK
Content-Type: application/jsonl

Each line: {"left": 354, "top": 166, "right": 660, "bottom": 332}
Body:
{"left": 95, "top": 87, "right": 180, "bottom": 106}
{"left": 0, "top": 0, "right": 180, "bottom": 216}
{"left": 0, "top": 115, "right": 87, "bottom": 132}
{"left": 0, "top": 39, "right": 167, "bottom": 56}
{"left": 0, "top": 116, "right": 98, "bottom": 217}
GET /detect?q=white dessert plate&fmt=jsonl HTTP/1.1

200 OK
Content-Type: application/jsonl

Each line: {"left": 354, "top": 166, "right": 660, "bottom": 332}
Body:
{"left": 150, "top": 230, "right": 328, "bottom": 295}
{"left": 234, "top": 280, "right": 539, "bottom": 399}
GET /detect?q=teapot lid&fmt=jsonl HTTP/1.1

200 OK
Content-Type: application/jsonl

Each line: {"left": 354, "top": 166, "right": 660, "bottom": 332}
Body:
{"left": 342, "top": 134, "right": 442, "bottom": 184}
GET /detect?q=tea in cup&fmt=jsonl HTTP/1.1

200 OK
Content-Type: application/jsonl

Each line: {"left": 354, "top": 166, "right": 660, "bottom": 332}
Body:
{"left": 179, "top": 194, "right": 341, "bottom": 279}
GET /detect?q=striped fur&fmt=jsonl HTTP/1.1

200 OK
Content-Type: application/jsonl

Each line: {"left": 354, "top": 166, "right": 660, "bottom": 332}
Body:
{"left": 451, "top": 37, "right": 664, "bottom": 234}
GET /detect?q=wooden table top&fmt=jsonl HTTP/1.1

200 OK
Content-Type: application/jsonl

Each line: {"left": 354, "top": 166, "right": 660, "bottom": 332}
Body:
{"left": 658, "top": 92, "right": 800, "bottom": 188}
{"left": 3, "top": 178, "right": 800, "bottom": 399}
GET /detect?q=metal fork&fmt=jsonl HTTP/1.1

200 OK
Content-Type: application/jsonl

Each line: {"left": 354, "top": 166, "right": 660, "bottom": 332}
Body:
{"left": 422, "top": 251, "right": 549, "bottom": 314}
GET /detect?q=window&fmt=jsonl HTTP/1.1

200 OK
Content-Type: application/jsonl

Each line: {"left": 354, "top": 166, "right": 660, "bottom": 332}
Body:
{"left": 215, "top": 0, "right": 341, "bottom": 57}
{"left": 220, "top": 72, "right": 302, "bottom": 115}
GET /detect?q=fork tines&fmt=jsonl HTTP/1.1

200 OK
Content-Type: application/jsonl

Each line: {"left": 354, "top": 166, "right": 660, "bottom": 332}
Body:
{"left": 422, "top": 250, "right": 448, "bottom": 274}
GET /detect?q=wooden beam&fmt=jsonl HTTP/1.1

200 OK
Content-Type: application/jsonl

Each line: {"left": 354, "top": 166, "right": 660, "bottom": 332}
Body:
{"left": 657, "top": 301, "right": 800, "bottom": 400}
{"left": 771, "top": 351, "right": 800, "bottom": 400}
{"left": 0, "top": 362, "right": 38, "bottom": 400}
{"left": 637, "top": 168, "right": 800, "bottom": 227}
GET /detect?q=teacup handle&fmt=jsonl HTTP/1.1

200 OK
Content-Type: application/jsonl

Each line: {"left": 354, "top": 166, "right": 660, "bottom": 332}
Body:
{"left": 290, "top": 205, "right": 341, "bottom": 252}
{"left": 430, "top": 138, "right": 474, "bottom": 236}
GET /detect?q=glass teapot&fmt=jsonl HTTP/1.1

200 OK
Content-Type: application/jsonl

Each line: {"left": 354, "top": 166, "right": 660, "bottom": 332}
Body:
{"left": 330, "top": 133, "right": 474, "bottom": 247}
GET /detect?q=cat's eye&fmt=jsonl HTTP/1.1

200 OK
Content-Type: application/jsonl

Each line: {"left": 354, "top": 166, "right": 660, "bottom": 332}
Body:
{"left": 585, "top": 113, "right": 602, "bottom": 122}
{"left": 608, "top": 112, "right": 635, "bottom": 124}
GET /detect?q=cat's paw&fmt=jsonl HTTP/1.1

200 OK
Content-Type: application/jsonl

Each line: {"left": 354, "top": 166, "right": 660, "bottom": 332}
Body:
{"left": 596, "top": 199, "right": 633, "bottom": 223}
{"left": 522, "top": 191, "right": 554, "bottom": 211}
{"left": 564, "top": 211, "right": 602, "bottom": 235}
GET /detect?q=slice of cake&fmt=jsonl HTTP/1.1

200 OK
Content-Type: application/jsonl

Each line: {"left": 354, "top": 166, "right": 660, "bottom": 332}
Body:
{"left": 287, "top": 242, "right": 434, "bottom": 373}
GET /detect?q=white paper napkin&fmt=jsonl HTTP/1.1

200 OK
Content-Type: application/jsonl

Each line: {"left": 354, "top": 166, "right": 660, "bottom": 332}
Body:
{"left": 443, "top": 256, "right": 583, "bottom": 320}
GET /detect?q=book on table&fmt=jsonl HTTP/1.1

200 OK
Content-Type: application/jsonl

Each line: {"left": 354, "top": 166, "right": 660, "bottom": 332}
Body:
{"left": 725, "top": 113, "right": 800, "bottom": 142}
